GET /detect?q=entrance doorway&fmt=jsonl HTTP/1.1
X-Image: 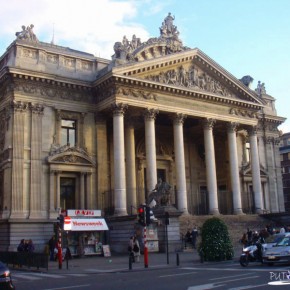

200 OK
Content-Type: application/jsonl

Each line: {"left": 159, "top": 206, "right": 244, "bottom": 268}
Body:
{"left": 60, "top": 177, "right": 76, "bottom": 210}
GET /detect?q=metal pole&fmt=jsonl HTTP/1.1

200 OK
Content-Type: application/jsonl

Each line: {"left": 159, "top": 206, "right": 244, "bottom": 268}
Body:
{"left": 144, "top": 225, "right": 148, "bottom": 268}
{"left": 166, "top": 223, "right": 169, "bottom": 264}
{"left": 58, "top": 226, "right": 62, "bottom": 269}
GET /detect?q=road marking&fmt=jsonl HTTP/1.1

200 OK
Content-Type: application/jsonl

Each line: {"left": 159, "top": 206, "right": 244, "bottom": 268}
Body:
{"left": 209, "top": 273, "right": 256, "bottom": 280}
{"left": 227, "top": 284, "right": 268, "bottom": 289}
{"left": 13, "top": 273, "right": 41, "bottom": 280}
{"left": 212, "top": 275, "right": 260, "bottom": 284}
{"left": 159, "top": 271, "right": 197, "bottom": 278}
{"left": 31, "top": 272, "right": 64, "bottom": 278}
{"left": 43, "top": 284, "right": 90, "bottom": 290}
{"left": 66, "top": 273, "right": 88, "bottom": 277}
{"left": 187, "top": 283, "right": 225, "bottom": 290}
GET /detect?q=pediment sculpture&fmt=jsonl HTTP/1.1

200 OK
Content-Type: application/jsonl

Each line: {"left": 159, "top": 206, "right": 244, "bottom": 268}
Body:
{"left": 15, "top": 24, "right": 39, "bottom": 42}
{"left": 112, "top": 13, "right": 190, "bottom": 63}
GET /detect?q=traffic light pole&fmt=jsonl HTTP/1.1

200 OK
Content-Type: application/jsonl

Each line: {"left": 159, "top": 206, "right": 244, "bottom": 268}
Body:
{"left": 143, "top": 225, "right": 148, "bottom": 268}
{"left": 57, "top": 225, "right": 62, "bottom": 269}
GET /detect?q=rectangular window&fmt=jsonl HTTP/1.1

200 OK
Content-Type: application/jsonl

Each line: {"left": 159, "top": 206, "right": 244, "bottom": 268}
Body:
{"left": 61, "top": 119, "right": 76, "bottom": 146}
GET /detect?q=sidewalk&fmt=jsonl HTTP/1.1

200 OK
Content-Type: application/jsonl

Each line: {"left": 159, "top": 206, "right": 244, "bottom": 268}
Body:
{"left": 46, "top": 249, "right": 240, "bottom": 274}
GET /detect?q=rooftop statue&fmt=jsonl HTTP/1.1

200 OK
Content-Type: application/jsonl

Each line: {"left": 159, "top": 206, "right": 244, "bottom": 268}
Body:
{"left": 15, "top": 24, "right": 39, "bottom": 42}
{"left": 112, "top": 13, "right": 188, "bottom": 64}
{"left": 255, "top": 80, "right": 266, "bottom": 95}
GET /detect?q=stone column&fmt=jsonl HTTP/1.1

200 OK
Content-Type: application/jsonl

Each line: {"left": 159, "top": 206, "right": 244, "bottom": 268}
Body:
{"left": 173, "top": 114, "right": 188, "bottom": 214}
{"left": 10, "top": 101, "right": 28, "bottom": 218}
{"left": 249, "top": 126, "right": 263, "bottom": 213}
{"left": 125, "top": 121, "right": 137, "bottom": 214}
{"left": 203, "top": 118, "right": 220, "bottom": 215}
{"left": 227, "top": 122, "right": 244, "bottom": 215}
{"left": 144, "top": 108, "right": 159, "bottom": 195}
{"left": 30, "top": 103, "right": 44, "bottom": 218}
{"left": 112, "top": 103, "right": 128, "bottom": 216}
{"left": 55, "top": 110, "right": 62, "bottom": 145}
{"left": 80, "top": 172, "right": 85, "bottom": 209}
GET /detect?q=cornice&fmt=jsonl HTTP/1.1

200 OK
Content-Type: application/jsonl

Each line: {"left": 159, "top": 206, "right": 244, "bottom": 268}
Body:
{"left": 96, "top": 74, "right": 263, "bottom": 111}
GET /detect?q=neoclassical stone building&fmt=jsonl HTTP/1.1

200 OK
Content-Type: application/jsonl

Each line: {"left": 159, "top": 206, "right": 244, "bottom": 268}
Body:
{"left": 0, "top": 14, "right": 286, "bottom": 250}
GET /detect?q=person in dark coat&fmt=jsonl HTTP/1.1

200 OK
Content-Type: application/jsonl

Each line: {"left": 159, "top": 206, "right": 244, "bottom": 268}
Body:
{"left": 191, "top": 226, "right": 198, "bottom": 249}
{"left": 17, "top": 239, "right": 26, "bottom": 252}
{"left": 48, "top": 236, "right": 56, "bottom": 261}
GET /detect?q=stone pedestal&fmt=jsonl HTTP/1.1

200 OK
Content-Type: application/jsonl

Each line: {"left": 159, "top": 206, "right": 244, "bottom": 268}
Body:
{"left": 153, "top": 206, "right": 183, "bottom": 253}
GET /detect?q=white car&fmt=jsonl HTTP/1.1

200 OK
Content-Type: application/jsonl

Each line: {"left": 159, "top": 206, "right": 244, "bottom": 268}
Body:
{"left": 263, "top": 233, "right": 290, "bottom": 265}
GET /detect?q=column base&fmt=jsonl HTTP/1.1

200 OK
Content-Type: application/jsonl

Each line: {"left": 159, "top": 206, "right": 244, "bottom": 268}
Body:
{"left": 209, "top": 208, "right": 220, "bottom": 215}
{"left": 233, "top": 208, "right": 245, "bottom": 215}
{"left": 114, "top": 208, "right": 128, "bottom": 216}
{"left": 255, "top": 208, "right": 265, "bottom": 214}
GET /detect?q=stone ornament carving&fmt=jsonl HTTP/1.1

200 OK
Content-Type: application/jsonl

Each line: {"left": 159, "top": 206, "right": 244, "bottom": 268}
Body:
{"left": 30, "top": 103, "right": 44, "bottom": 115}
{"left": 173, "top": 113, "right": 187, "bottom": 125}
{"left": 11, "top": 100, "right": 29, "bottom": 112}
{"left": 255, "top": 81, "right": 266, "bottom": 95}
{"left": 48, "top": 145, "right": 95, "bottom": 165}
{"left": 112, "top": 13, "right": 189, "bottom": 63}
{"left": 15, "top": 24, "right": 39, "bottom": 42}
{"left": 15, "top": 81, "right": 94, "bottom": 103}
{"left": 229, "top": 108, "right": 258, "bottom": 119}
{"left": 117, "top": 87, "right": 157, "bottom": 101}
{"left": 144, "top": 63, "right": 233, "bottom": 98}
{"left": 22, "top": 48, "right": 37, "bottom": 59}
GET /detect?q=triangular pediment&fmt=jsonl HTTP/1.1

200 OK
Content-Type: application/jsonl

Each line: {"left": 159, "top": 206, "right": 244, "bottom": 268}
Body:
{"left": 111, "top": 48, "right": 264, "bottom": 106}
{"left": 47, "top": 145, "right": 95, "bottom": 166}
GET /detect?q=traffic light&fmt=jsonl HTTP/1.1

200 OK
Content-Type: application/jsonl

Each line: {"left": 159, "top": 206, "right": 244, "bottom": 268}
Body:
{"left": 137, "top": 205, "right": 146, "bottom": 226}
{"left": 146, "top": 206, "right": 154, "bottom": 225}
{"left": 57, "top": 215, "right": 64, "bottom": 229}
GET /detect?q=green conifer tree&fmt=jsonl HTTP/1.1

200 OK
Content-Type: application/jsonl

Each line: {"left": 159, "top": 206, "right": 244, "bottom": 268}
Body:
{"left": 199, "top": 217, "right": 234, "bottom": 261}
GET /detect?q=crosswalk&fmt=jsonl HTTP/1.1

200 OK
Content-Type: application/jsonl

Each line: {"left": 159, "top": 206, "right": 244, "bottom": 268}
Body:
{"left": 12, "top": 272, "right": 89, "bottom": 282}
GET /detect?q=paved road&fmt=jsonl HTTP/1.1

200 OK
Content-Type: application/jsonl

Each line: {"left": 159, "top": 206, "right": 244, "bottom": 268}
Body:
{"left": 10, "top": 251, "right": 290, "bottom": 289}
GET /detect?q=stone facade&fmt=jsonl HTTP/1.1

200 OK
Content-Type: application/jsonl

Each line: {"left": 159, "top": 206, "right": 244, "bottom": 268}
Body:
{"left": 0, "top": 15, "right": 286, "bottom": 251}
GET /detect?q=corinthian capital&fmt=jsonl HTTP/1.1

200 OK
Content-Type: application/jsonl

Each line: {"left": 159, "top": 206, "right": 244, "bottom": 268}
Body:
{"left": 202, "top": 118, "right": 216, "bottom": 130}
{"left": 173, "top": 113, "right": 187, "bottom": 125}
{"left": 227, "top": 122, "right": 239, "bottom": 133}
{"left": 143, "top": 108, "right": 159, "bottom": 121}
{"left": 111, "top": 103, "right": 128, "bottom": 116}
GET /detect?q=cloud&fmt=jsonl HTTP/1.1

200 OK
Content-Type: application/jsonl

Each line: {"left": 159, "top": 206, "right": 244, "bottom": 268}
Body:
{"left": 0, "top": 0, "right": 151, "bottom": 58}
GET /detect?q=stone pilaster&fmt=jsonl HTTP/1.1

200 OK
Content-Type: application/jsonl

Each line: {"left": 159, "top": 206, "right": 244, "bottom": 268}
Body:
{"left": 10, "top": 101, "right": 28, "bottom": 218}
{"left": 29, "top": 103, "right": 44, "bottom": 218}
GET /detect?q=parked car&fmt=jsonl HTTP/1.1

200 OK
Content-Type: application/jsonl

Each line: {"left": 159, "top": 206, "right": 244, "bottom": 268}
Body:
{"left": 263, "top": 233, "right": 290, "bottom": 265}
{"left": 262, "top": 233, "right": 288, "bottom": 254}
{"left": 0, "top": 261, "right": 15, "bottom": 290}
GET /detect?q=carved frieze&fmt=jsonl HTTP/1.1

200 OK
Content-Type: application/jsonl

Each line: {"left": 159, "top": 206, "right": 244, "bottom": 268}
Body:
{"left": 14, "top": 81, "right": 93, "bottom": 103}
{"left": 229, "top": 108, "right": 258, "bottom": 119}
{"left": 47, "top": 54, "right": 58, "bottom": 64}
{"left": 117, "top": 87, "right": 157, "bottom": 101}
{"left": 144, "top": 63, "right": 233, "bottom": 98}
{"left": 21, "top": 48, "right": 37, "bottom": 59}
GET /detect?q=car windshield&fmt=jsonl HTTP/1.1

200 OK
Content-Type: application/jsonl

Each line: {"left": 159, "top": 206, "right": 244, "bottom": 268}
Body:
{"left": 276, "top": 237, "right": 290, "bottom": 246}
{"left": 265, "top": 234, "right": 284, "bottom": 244}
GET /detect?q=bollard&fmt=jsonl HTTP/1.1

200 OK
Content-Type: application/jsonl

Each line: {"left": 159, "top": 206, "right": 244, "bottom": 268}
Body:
{"left": 200, "top": 250, "right": 204, "bottom": 263}
{"left": 176, "top": 253, "right": 180, "bottom": 266}
{"left": 129, "top": 255, "right": 132, "bottom": 270}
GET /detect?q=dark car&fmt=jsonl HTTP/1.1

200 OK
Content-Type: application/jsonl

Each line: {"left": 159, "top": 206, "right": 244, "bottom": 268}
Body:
{"left": 0, "top": 261, "right": 15, "bottom": 290}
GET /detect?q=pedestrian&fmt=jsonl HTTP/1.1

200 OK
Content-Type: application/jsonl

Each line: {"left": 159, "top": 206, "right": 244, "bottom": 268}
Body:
{"left": 17, "top": 239, "right": 26, "bottom": 252}
{"left": 128, "top": 236, "right": 135, "bottom": 262}
{"left": 48, "top": 236, "right": 56, "bottom": 261}
{"left": 26, "top": 239, "right": 35, "bottom": 252}
{"left": 191, "top": 225, "right": 198, "bottom": 249}
{"left": 185, "top": 229, "right": 192, "bottom": 244}
{"left": 133, "top": 236, "right": 140, "bottom": 263}
{"left": 240, "top": 233, "right": 248, "bottom": 246}
{"left": 246, "top": 228, "right": 252, "bottom": 243}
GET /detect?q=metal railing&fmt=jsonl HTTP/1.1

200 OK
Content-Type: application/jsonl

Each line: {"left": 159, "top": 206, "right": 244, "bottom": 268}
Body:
{"left": 0, "top": 251, "right": 48, "bottom": 270}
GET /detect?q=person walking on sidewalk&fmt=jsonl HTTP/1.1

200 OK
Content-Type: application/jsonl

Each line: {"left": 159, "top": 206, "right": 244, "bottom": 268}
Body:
{"left": 128, "top": 236, "right": 135, "bottom": 262}
{"left": 133, "top": 236, "right": 140, "bottom": 263}
{"left": 48, "top": 236, "right": 56, "bottom": 261}
{"left": 191, "top": 225, "right": 198, "bottom": 249}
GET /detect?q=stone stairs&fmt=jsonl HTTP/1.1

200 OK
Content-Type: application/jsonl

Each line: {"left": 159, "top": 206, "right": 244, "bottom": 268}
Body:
{"left": 179, "top": 214, "right": 275, "bottom": 253}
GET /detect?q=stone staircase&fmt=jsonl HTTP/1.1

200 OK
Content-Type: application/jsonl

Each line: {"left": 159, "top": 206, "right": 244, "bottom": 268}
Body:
{"left": 179, "top": 214, "right": 275, "bottom": 253}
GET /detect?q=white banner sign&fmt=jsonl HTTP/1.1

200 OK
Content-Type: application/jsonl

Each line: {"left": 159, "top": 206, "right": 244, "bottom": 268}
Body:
{"left": 67, "top": 209, "right": 101, "bottom": 217}
{"left": 64, "top": 218, "right": 108, "bottom": 231}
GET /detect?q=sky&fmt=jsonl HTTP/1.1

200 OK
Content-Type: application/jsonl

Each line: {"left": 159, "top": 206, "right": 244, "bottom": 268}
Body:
{"left": 0, "top": 0, "right": 289, "bottom": 133}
